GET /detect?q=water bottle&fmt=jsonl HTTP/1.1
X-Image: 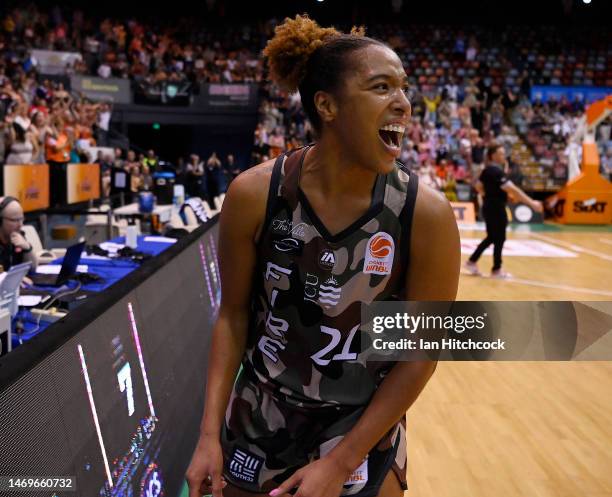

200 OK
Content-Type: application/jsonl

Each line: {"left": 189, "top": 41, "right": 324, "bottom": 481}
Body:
{"left": 139, "top": 190, "right": 155, "bottom": 214}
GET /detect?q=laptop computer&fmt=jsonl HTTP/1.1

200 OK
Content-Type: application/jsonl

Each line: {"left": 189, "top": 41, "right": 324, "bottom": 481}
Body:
{"left": 0, "top": 262, "right": 32, "bottom": 295}
{"left": 0, "top": 261, "right": 32, "bottom": 317}
{"left": 29, "top": 241, "right": 86, "bottom": 287}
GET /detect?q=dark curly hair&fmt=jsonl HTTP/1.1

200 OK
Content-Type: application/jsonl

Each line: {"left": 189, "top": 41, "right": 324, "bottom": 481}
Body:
{"left": 263, "top": 15, "right": 385, "bottom": 133}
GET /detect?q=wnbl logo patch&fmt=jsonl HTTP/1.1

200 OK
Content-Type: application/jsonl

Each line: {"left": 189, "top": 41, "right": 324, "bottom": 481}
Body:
{"left": 363, "top": 232, "right": 394, "bottom": 275}
{"left": 228, "top": 447, "right": 264, "bottom": 483}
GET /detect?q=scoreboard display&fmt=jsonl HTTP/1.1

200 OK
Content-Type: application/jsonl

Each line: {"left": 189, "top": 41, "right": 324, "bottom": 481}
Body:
{"left": 0, "top": 222, "right": 221, "bottom": 497}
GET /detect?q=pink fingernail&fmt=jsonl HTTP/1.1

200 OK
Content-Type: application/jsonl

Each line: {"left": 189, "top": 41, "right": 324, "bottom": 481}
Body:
{"left": 269, "top": 490, "right": 280, "bottom": 496}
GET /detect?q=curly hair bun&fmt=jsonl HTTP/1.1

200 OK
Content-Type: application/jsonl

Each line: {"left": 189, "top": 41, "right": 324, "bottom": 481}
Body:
{"left": 263, "top": 15, "right": 340, "bottom": 93}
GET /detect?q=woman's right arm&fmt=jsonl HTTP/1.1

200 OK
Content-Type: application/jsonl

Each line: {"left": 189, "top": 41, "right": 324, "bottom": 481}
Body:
{"left": 187, "top": 162, "right": 272, "bottom": 497}
{"left": 200, "top": 168, "right": 266, "bottom": 438}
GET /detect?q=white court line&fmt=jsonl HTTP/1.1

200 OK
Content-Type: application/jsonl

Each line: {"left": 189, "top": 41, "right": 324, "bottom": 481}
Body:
{"left": 461, "top": 270, "right": 612, "bottom": 297}
{"left": 599, "top": 238, "right": 612, "bottom": 246}
{"left": 528, "top": 233, "right": 612, "bottom": 262}
{"left": 507, "top": 277, "right": 612, "bottom": 297}
{"left": 459, "top": 223, "right": 539, "bottom": 233}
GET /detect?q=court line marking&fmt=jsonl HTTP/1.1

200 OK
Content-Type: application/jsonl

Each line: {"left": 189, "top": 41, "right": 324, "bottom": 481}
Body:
{"left": 528, "top": 233, "right": 612, "bottom": 262}
{"left": 461, "top": 238, "right": 577, "bottom": 258}
{"left": 461, "top": 270, "right": 612, "bottom": 297}
{"left": 460, "top": 226, "right": 612, "bottom": 259}
{"left": 507, "top": 277, "right": 612, "bottom": 297}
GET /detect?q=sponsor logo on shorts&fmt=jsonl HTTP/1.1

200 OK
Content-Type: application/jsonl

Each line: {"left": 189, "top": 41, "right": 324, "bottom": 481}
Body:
{"left": 228, "top": 447, "right": 263, "bottom": 483}
{"left": 363, "top": 232, "right": 394, "bottom": 275}
{"left": 318, "top": 249, "right": 336, "bottom": 270}
{"left": 320, "top": 437, "right": 369, "bottom": 488}
{"left": 346, "top": 468, "right": 367, "bottom": 483}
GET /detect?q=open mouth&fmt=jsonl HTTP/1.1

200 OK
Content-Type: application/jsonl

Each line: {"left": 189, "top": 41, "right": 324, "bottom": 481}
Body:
{"left": 378, "top": 124, "right": 404, "bottom": 153}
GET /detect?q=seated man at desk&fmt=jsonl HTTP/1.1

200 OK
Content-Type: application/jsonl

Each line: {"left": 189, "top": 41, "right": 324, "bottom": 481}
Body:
{"left": 0, "top": 196, "right": 38, "bottom": 272}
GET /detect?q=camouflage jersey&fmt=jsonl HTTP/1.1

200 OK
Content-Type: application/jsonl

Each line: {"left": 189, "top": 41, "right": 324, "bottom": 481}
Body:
{"left": 242, "top": 145, "right": 419, "bottom": 408}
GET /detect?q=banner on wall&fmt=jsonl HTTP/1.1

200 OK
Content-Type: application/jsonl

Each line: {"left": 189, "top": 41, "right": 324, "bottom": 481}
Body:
{"left": 530, "top": 86, "right": 612, "bottom": 104}
{"left": 71, "top": 75, "right": 132, "bottom": 104}
{"left": 2, "top": 164, "right": 50, "bottom": 212}
{"left": 31, "top": 49, "right": 82, "bottom": 75}
{"left": 67, "top": 163, "right": 101, "bottom": 204}
{"left": 195, "top": 84, "right": 258, "bottom": 112}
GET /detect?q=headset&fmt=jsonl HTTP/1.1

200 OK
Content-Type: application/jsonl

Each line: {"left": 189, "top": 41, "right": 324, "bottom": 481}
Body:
{"left": 0, "top": 196, "right": 19, "bottom": 227}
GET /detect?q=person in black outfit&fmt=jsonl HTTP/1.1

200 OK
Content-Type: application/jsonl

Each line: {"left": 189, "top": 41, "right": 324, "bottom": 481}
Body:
{"left": 465, "top": 145, "right": 543, "bottom": 278}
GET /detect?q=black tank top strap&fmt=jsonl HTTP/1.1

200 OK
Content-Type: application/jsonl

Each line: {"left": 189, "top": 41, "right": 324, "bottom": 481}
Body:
{"left": 261, "top": 152, "right": 286, "bottom": 236}
{"left": 397, "top": 166, "right": 419, "bottom": 296}
{"left": 260, "top": 146, "right": 311, "bottom": 246}
{"left": 280, "top": 145, "right": 310, "bottom": 210}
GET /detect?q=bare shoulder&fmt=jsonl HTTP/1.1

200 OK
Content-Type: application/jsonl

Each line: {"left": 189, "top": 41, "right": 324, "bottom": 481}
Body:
{"left": 413, "top": 182, "right": 455, "bottom": 227}
{"left": 406, "top": 183, "right": 460, "bottom": 300}
{"left": 221, "top": 159, "right": 276, "bottom": 241}
{"left": 229, "top": 159, "right": 275, "bottom": 201}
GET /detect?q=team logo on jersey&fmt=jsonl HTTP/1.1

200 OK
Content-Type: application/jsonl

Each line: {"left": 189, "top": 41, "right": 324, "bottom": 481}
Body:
{"left": 363, "top": 232, "right": 394, "bottom": 275}
{"left": 319, "top": 277, "right": 341, "bottom": 308}
{"left": 318, "top": 249, "right": 336, "bottom": 270}
{"left": 228, "top": 447, "right": 264, "bottom": 483}
{"left": 272, "top": 237, "right": 303, "bottom": 254}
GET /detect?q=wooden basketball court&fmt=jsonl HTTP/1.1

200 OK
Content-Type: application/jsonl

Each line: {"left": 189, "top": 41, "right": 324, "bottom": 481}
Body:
{"left": 405, "top": 225, "right": 612, "bottom": 496}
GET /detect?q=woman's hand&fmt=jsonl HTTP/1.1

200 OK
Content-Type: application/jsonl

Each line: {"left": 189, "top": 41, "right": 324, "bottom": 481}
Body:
{"left": 186, "top": 435, "right": 227, "bottom": 497}
{"left": 269, "top": 455, "right": 351, "bottom": 497}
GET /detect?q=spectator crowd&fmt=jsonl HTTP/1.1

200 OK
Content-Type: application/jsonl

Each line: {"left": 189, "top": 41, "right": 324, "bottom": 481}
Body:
{"left": 1, "top": 4, "right": 611, "bottom": 205}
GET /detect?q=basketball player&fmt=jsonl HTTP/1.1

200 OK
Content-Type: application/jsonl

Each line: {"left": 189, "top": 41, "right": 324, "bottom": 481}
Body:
{"left": 465, "top": 144, "right": 543, "bottom": 278}
{"left": 186, "top": 15, "right": 460, "bottom": 497}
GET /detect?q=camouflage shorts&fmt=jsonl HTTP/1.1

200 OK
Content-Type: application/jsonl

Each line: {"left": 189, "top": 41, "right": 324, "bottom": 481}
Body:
{"left": 221, "top": 370, "right": 407, "bottom": 496}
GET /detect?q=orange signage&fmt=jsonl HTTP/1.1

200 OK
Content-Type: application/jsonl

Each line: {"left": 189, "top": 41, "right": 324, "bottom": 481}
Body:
{"left": 451, "top": 202, "right": 476, "bottom": 223}
{"left": 2, "top": 164, "right": 50, "bottom": 212}
{"left": 585, "top": 95, "right": 612, "bottom": 128}
{"left": 549, "top": 141, "right": 612, "bottom": 225}
{"left": 67, "top": 163, "right": 100, "bottom": 204}
{"left": 550, "top": 97, "right": 612, "bottom": 225}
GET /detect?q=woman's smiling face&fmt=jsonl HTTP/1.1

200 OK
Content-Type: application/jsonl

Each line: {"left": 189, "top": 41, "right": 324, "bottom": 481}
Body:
{"left": 328, "top": 44, "right": 412, "bottom": 173}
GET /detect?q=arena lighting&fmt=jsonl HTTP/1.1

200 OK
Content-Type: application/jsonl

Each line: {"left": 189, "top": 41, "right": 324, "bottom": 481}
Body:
{"left": 582, "top": 0, "right": 591, "bottom": 4}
